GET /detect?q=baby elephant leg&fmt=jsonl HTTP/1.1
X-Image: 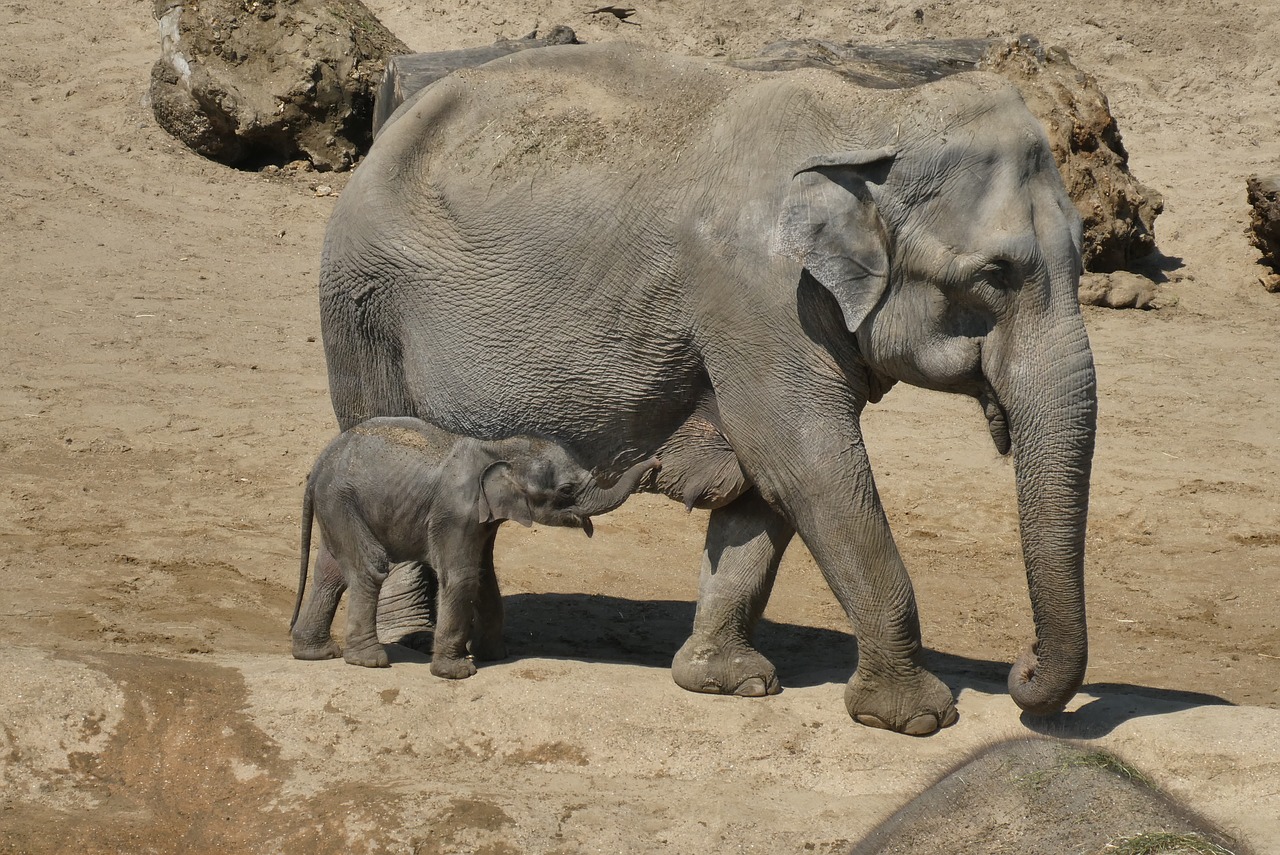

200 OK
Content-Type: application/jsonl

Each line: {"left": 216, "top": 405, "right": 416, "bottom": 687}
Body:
{"left": 334, "top": 536, "right": 391, "bottom": 668}
{"left": 291, "top": 544, "right": 345, "bottom": 660}
{"left": 468, "top": 563, "right": 506, "bottom": 661}
{"left": 431, "top": 564, "right": 481, "bottom": 679}
{"left": 467, "top": 530, "right": 506, "bottom": 662}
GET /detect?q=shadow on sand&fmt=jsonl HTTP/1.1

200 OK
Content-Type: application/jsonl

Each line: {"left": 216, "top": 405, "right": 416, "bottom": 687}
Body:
{"left": 387, "top": 591, "right": 1231, "bottom": 736}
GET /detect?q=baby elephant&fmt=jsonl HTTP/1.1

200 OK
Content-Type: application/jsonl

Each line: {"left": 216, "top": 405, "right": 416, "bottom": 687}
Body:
{"left": 290, "top": 417, "right": 658, "bottom": 678}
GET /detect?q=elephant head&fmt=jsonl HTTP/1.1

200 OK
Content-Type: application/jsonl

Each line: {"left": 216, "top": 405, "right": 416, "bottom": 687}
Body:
{"left": 479, "top": 439, "right": 661, "bottom": 536}
{"left": 775, "top": 87, "right": 1097, "bottom": 717}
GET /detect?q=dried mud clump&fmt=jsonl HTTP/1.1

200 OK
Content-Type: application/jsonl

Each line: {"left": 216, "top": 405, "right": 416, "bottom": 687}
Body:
{"left": 1078, "top": 270, "right": 1159, "bottom": 309}
{"left": 978, "top": 41, "right": 1163, "bottom": 273}
{"left": 1245, "top": 174, "right": 1280, "bottom": 292}
{"left": 148, "top": 0, "right": 408, "bottom": 171}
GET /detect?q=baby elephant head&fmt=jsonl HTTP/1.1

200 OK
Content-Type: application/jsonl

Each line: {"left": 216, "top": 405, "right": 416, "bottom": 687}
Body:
{"left": 478, "top": 440, "right": 660, "bottom": 535}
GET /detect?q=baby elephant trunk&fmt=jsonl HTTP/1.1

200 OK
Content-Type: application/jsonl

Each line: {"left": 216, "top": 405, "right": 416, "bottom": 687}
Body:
{"left": 574, "top": 458, "right": 661, "bottom": 524}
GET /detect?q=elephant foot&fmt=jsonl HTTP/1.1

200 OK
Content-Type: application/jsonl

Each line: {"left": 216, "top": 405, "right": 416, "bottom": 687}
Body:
{"left": 343, "top": 642, "right": 390, "bottom": 668}
{"left": 844, "top": 666, "right": 958, "bottom": 736}
{"left": 431, "top": 655, "right": 477, "bottom": 680}
{"left": 292, "top": 636, "right": 342, "bottom": 661}
{"left": 672, "top": 635, "right": 782, "bottom": 697}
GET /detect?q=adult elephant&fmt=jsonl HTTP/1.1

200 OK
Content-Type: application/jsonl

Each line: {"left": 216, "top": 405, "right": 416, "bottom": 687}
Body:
{"left": 318, "top": 44, "right": 1097, "bottom": 735}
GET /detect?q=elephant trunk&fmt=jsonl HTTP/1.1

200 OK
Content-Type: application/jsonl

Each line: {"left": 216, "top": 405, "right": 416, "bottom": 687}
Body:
{"left": 988, "top": 314, "right": 1097, "bottom": 717}
{"left": 575, "top": 458, "right": 662, "bottom": 517}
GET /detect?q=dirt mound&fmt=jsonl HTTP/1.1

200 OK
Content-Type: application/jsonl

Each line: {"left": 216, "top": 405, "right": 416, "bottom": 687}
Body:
{"left": 851, "top": 738, "right": 1249, "bottom": 855}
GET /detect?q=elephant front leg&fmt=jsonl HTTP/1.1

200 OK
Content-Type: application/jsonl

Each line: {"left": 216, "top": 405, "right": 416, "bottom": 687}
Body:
{"left": 794, "top": 452, "right": 958, "bottom": 735}
{"left": 467, "top": 529, "right": 506, "bottom": 662}
{"left": 708, "top": 371, "right": 956, "bottom": 734}
{"left": 672, "top": 489, "right": 792, "bottom": 697}
{"left": 291, "top": 544, "right": 345, "bottom": 661}
{"left": 431, "top": 562, "right": 481, "bottom": 679}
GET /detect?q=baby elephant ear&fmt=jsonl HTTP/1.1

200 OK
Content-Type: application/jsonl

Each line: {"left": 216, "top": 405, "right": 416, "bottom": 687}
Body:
{"left": 478, "top": 461, "right": 534, "bottom": 527}
{"left": 772, "top": 146, "right": 896, "bottom": 334}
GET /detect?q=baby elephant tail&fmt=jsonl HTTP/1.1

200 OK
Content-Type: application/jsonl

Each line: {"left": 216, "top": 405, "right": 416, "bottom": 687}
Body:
{"left": 291, "top": 474, "right": 316, "bottom": 631}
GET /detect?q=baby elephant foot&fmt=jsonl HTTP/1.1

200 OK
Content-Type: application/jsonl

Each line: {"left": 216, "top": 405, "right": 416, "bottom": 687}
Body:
{"left": 844, "top": 665, "right": 958, "bottom": 736}
{"left": 431, "top": 655, "right": 478, "bottom": 679}
{"left": 672, "top": 635, "right": 782, "bottom": 697}
{"left": 343, "top": 641, "right": 390, "bottom": 668}
{"left": 292, "top": 636, "right": 342, "bottom": 661}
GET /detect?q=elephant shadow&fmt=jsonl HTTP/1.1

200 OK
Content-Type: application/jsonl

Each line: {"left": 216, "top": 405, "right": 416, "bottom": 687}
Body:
{"left": 389, "top": 591, "right": 1232, "bottom": 735}
{"left": 500, "top": 592, "right": 859, "bottom": 686}
{"left": 922, "top": 648, "right": 1233, "bottom": 737}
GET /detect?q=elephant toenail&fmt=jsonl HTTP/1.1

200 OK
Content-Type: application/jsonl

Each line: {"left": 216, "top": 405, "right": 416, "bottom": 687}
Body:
{"left": 734, "top": 677, "right": 768, "bottom": 697}
{"left": 903, "top": 714, "right": 939, "bottom": 736}
{"left": 854, "top": 714, "right": 891, "bottom": 730}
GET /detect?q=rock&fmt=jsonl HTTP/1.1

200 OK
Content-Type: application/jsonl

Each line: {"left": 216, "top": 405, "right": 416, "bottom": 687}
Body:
{"left": 731, "top": 36, "right": 1163, "bottom": 273}
{"left": 372, "top": 26, "right": 580, "bottom": 137}
{"left": 1078, "top": 271, "right": 1159, "bottom": 309}
{"left": 149, "top": 0, "right": 409, "bottom": 171}
{"left": 1246, "top": 174, "right": 1280, "bottom": 278}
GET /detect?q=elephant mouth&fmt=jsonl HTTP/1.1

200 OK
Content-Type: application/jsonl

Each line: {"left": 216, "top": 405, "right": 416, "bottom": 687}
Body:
{"left": 979, "top": 385, "right": 1011, "bottom": 456}
{"left": 580, "top": 516, "right": 594, "bottom": 538}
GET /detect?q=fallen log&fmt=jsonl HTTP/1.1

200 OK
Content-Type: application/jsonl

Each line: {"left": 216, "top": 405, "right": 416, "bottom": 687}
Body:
{"left": 373, "top": 26, "right": 580, "bottom": 137}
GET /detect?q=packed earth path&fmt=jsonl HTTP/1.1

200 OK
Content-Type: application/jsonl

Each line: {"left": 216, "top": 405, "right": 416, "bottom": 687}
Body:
{"left": 1, "top": 0, "right": 1278, "bottom": 852}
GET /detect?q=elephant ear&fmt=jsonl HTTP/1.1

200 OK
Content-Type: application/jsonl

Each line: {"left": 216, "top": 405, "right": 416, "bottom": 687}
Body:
{"left": 773, "top": 146, "right": 897, "bottom": 333}
{"left": 478, "top": 461, "right": 534, "bottom": 527}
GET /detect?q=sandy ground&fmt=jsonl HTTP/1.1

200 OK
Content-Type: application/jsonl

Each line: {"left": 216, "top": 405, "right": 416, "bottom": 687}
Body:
{"left": 1, "top": 0, "right": 1278, "bottom": 852}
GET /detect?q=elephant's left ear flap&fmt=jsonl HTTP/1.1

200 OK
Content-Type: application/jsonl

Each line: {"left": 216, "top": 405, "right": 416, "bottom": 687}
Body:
{"left": 478, "top": 462, "right": 534, "bottom": 526}
{"left": 772, "top": 147, "right": 896, "bottom": 333}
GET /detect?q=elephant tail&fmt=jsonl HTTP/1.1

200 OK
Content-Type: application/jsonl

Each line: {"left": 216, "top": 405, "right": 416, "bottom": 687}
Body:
{"left": 291, "top": 474, "right": 316, "bottom": 631}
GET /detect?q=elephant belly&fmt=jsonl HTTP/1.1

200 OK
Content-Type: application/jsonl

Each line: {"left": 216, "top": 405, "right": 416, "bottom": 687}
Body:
{"left": 398, "top": 318, "right": 705, "bottom": 474}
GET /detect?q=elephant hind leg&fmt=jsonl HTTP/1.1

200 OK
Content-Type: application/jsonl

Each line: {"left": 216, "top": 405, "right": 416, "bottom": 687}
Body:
{"left": 322, "top": 304, "right": 415, "bottom": 431}
{"left": 376, "top": 561, "right": 437, "bottom": 652}
{"left": 291, "top": 544, "right": 345, "bottom": 661}
{"left": 671, "top": 489, "right": 792, "bottom": 697}
{"left": 332, "top": 534, "right": 391, "bottom": 668}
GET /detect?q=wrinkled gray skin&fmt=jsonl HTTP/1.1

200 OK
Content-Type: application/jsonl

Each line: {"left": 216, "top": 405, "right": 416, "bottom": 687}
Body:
{"left": 318, "top": 45, "right": 1097, "bottom": 734}
{"left": 291, "top": 417, "right": 659, "bottom": 678}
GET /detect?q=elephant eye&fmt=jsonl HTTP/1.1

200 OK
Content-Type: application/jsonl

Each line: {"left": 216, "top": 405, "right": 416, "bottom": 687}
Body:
{"left": 980, "top": 258, "right": 1019, "bottom": 291}
{"left": 554, "top": 483, "right": 577, "bottom": 505}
